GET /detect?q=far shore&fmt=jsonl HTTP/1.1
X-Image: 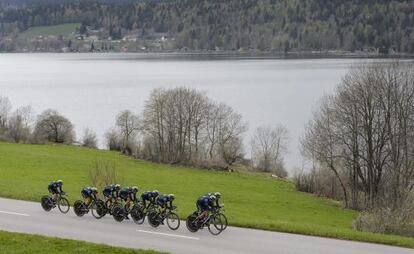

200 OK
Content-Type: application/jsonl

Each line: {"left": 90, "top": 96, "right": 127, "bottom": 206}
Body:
{"left": 2, "top": 50, "right": 414, "bottom": 60}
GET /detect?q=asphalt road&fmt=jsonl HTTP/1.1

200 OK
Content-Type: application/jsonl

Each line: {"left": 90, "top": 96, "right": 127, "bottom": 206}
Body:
{"left": 0, "top": 197, "right": 412, "bottom": 254}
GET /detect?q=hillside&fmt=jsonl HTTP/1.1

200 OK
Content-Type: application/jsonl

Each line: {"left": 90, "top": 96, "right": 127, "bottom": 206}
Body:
{"left": 0, "top": 0, "right": 413, "bottom": 53}
{"left": 0, "top": 142, "right": 413, "bottom": 248}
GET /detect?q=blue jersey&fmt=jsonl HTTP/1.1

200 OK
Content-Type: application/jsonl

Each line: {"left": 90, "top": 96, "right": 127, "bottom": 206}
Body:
{"left": 157, "top": 195, "right": 170, "bottom": 206}
{"left": 197, "top": 196, "right": 213, "bottom": 211}
{"left": 48, "top": 181, "right": 62, "bottom": 194}
{"left": 119, "top": 187, "right": 133, "bottom": 200}
{"left": 103, "top": 185, "right": 117, "bottom": 198}
{"left": 141, "top": 191, "right": 157, "bottom": 201}
{"left": 81, "top": 187, "right": 94, "bottom": 198}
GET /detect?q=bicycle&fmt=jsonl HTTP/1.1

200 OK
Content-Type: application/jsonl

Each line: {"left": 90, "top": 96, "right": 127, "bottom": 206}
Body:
{"left": 129, "top": 201, "right": 157, "bottom": 225}
{"left": 186, "top": 209, "right": 224, "bottom": 235}
{"left": 102, "top": 196, "right": 122, "bottom": 216}
{"left": 112, "top": 199, "right": 141, "bottom": 222}
{"left": 41, "top": 192, "right": 70, "bottom": 214}
{"left": 73, "top": 194, "right": 106, "bottom": 219}
{"left": 147, "top": 205, "right": 180, "bottom": 230}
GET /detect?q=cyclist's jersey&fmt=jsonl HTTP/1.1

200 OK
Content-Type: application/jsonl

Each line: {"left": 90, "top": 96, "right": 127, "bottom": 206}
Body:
{"left": 141, "top": 191, "right": 157, "bottom": 202}
{"left": 48, "top": 181, "right": 62, "bottom": 194}
{"left": 81, "top": 187, "right": 94, "bottom": 199}
{"left": 156, "top": 195, "right": 170, "bottom": 207}
{"left": 103, "top": 185, "right": 118, "bottom": 198}
{"left": 120, "top": 187, "right": 135, "bottom": 201}
{"left": 196, "top": 196, "right": 213, "bottom": 211}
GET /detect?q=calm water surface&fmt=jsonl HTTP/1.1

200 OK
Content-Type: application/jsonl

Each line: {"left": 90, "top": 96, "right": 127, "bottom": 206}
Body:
{"left": 0, "top": 53, "right": 398, "bottom": 171}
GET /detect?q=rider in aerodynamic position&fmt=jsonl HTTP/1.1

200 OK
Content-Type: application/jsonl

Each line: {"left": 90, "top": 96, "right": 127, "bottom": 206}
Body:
{"left": 156, "top": 193, "right": 175, "bottom": 212}
{"left": 48, "top": 180, "right": 65, "bottom": 201}
{"left": 120, "top": 186, "right": 139, "bottom": 212}
{"left": 103, "top": 184, "right": 121, "bottom": 204}
{"left": 81, "top": 186, "right": 98, "bottom": 206}
{"left": 195, "top": 194, "right": 216, "bottom": 223}
{"left": 141, "top": 190, "right": 159, "bottom": 209}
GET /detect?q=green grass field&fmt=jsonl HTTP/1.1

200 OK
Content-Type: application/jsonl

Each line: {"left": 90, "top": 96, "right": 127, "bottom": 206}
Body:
{"left": 0, "top": 142, "right": 413, "bottom": 248}
{"left": 19, "top": 23, "right": 80, "bottom": 39}
{"left": 0, "top": 230, "right": 161, "bottom": 254}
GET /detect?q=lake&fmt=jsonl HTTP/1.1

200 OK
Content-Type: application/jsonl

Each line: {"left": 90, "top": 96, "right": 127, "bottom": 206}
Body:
{"left": 0, "top": 53, "right": 396, "bottom": 172}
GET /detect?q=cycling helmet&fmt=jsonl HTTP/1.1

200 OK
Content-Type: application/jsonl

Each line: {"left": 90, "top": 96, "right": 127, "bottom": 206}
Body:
{"left": 168, "top": 194, "right": 175, "bottom": 200}
{"left": 214, "top": 192, "right": 221, "bottom": 198}
{"left": 209, "top": 195, "right": 216, "bottom": 201}
{"left": 91, "top": 187, "right": 98, "bottom": 193}
{"left": 57, "top": 180, "right": 63, "bottom": 185}
{"left": 153, "top": 190, "right": 159, "bottom": 195}
{"left": 132, "top": 186, "right": 139, "bottom": 193}
{"left": 114, "top": 184, "right": 121, "bottom": 190}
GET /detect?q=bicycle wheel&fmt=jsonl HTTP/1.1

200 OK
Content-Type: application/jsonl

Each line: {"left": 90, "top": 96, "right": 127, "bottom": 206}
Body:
{"left": 91, "top": 200, "right": 105, "bottom": 219}
{"left": 112, "top": 204, "right": 125, "bottom": 222}
{"left": 166, "top": 212, "right": 180, "bottom": 230}
{"left": 186, "top": 213, "right": 199, "bottom": 233}
{"left": 148, "top": 211, "right": 160, "bottom": 228}
{"left": 208, "top": 214, "right": 223, "bottom": 235}
{"left": 131, "top": 206, "right": 145, "bottom": 224}
{"left": 74, "top": 200, "right": 85, "bottom": 217}
{"left": 57, "top": 197, "right": 70, "bottom": 214}
{"left": 41, "top": 195, "right": 53, "bottom": 212}
{"left": 215, "top": 213, "right": 228, "bottom": 231}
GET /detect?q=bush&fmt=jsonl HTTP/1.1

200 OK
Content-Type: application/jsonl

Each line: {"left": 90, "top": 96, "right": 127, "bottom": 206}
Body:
{"left": 294, "top": 167, "right": 344, "bottom": 201}
{"left": 82, "top": 128, "right": 98, "bottom": 148}
{"left": 104, "top": 128, "right": 122, "bottom": 151}
{"left": 88, "top": 160, "right": 121, "bottom": 190}
{"left": 353, "top": 195, "right": 414, "bottom": 237}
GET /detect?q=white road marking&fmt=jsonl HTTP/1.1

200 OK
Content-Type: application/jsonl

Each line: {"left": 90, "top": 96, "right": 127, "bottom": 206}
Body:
{"left": 137, "top": 230, "right": 200, "bottom": 240}
{"left": 0, "top": 210, "right": 30, "bottom": 217}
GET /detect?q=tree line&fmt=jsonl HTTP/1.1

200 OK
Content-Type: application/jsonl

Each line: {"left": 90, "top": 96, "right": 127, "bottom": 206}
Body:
{"left": 0, "top": 88, "right": 289, "bottom": 176}
{"left": 106, "top": 87, "right": 288, "bottom": 177}
{"left": 0, "top": 0, "right": 413, "bottom": 53}
{"left": 297, "top": 61, "right": 414, "bottom": 236}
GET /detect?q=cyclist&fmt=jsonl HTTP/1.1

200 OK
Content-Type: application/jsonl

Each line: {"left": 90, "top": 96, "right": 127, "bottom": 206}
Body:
{"left": 141, "top": 190, "right": 159, "bottom": 209}
{"left": 103, "top": 184, "right": 121, "bottom": 204}
{"left": 120, "top": 186, "right": 139, "bottom": 211}
{"left": 81, "top": 186, "right": 98, "bottom": 206}
{"left": 48, "top": 180, "right": 64, "bottom": 201}
{"left": 195, "top": 194, "right": 216, "bottom": 222}
{"left": 156, "top": 193, "right": 175, "bottom": 224}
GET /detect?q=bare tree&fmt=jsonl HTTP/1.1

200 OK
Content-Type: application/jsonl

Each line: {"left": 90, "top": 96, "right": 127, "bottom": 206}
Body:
{"left": 82, "top": 128, "right": 98, "bottom": 148}
{"left": 251, "top": 125, "right": 289, "bottom": 174}
{"left": 7, "top": 105, "right": 33, "bottom": 143}
{"left": 116, "top": 110, "right": 140, "bottom": 154}
{"left": 105, "top": 127, "right": 122, "bottom": 151}
{"left": 215, "top": 104, "right": 247, "bottom": 166}
{"left": 301, "top": 61, "right": 414, "bottom": 209}
{"left": 33, "top": 109, "right": 75, "bottom": 144}
{"left": 0, "top": 95, "right": 11, "bottom": 135}
{"left": 141, "top": 87, "right": 247, "bottom": 168}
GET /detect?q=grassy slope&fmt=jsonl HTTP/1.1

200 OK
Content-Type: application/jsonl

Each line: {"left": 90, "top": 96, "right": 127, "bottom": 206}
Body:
{"left": 19, "top": 23, "right": 80, "bottom": 39}
{"left": 0, "top": 142, "right": 413, "bottom": 248}
{"left": 0, "top": 230, "right": 162, "bottom": 254}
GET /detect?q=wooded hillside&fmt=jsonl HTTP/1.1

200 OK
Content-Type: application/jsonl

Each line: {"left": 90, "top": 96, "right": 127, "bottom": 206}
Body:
{"left": 0, "top": 0, "right": 413, "bottom": 53}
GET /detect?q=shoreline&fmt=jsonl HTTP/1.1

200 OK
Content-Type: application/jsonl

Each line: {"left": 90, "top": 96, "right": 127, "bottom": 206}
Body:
{"left": 1, "top": 51, "right": 414, "bottom": 60}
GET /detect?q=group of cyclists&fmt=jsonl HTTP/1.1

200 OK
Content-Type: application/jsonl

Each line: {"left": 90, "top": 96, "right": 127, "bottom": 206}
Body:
{"left": 45, "top": 180, "right": 226, "bottom": 234}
